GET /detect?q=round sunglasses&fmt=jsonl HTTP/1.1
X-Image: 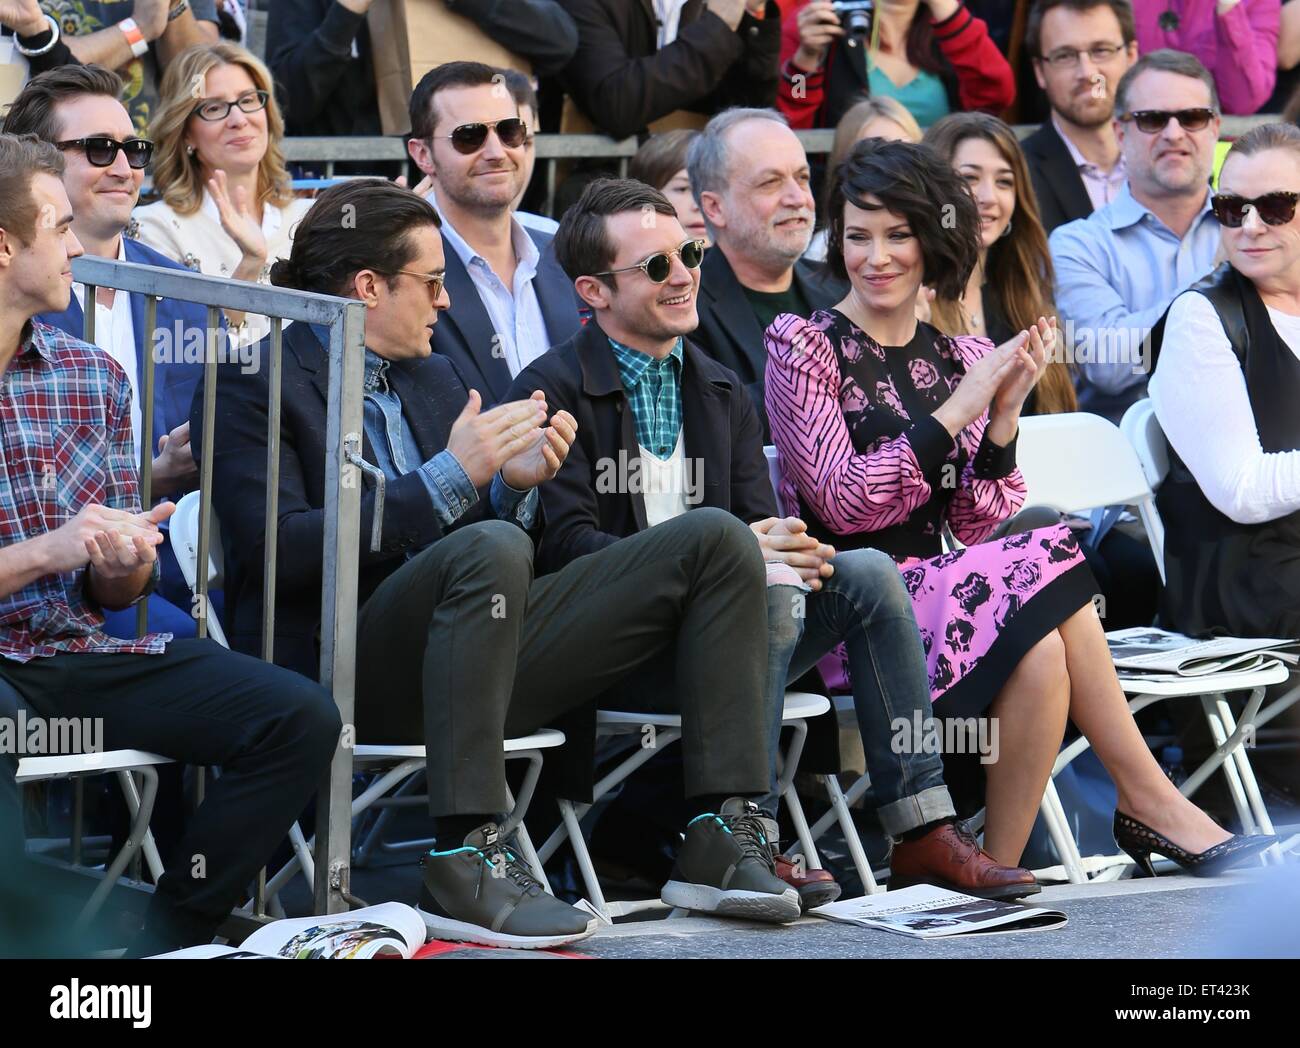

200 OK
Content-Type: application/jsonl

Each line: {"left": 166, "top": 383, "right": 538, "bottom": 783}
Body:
{"left": 434, "top": 117, "right": 529, "bottom": 155}
{"left": 592, "top": 239, "right": 707, "bottom": 283}
{"left": 54, "top": 136, "right": 154, "bottom": 169}
{"left": 1118, "top": 108, "right": 1216, "bottom": 134}
{"left": 1211, "top": 191, "right": 1300, "bottom": 228}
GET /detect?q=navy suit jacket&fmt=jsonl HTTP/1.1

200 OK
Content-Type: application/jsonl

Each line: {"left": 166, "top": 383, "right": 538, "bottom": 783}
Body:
{"left": 38, "top": 237, "right": 209, "bottom": 445}
{"left": 429, "top": 226, "right": 584, "bottom": 405}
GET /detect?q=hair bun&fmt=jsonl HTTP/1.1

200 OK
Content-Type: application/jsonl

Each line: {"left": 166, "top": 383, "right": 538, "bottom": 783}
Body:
{"left": 268, "top": 257, "right": 298, "bottom": 289}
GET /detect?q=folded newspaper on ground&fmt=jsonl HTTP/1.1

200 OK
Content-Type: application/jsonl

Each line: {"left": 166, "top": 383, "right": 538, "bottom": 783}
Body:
{"left": 808, "top": 885, "right": 1067, "bottom": 939}
{"left": 1105, "top": 627, "right": 1299, "bottom": 679}
{"left": 151, "top": 902, "right": 426, "bottom": 959}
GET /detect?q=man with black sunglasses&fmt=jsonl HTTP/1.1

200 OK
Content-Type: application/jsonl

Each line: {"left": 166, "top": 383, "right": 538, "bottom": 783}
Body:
{"left": 407, "top": 61, "right": 583, "bottom": 407}
{"left": 1050, "top": 49, "right": 1223, "bottom": 424}
{"left": 4, "top": 65, "right": 211, "bottom": 640}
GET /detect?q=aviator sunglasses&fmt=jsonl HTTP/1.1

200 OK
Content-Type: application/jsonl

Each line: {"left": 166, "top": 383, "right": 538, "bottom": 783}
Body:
{"left": 434, "top": 117, "right": 529, "bottom": 155}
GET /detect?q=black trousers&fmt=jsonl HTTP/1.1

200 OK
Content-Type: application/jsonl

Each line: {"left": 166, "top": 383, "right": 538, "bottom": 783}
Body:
{"left": 354, "top": 509, "right": 772, "bottom": 815}
{"left": 0, "top": 639, "right": 340, "bottom": 948}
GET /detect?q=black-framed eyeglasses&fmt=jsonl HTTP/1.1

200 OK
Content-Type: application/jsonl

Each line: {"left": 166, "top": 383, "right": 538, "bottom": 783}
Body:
{"left": 591, "top": 239, "right": 707, "bottom": 284}
{"left": 433, "top": 117, "right": 529, "bottom": 155}
{"left": 1041, "top": 43, "right": 1126, "bottom": 68}
{"left": 1212, "top": 191, "right": 1300, "bottom": 228}
{"left": 392, "top": 269, "right": 446, "bottom": 298}
{"left": 54, "top": 136, "right": 154, "bottom": 169}
{"left": 191, "top": 90, "right": 270, "bottom": 122}
{"left": 1119, "top": 108, "right": 1216, "bottom": 134}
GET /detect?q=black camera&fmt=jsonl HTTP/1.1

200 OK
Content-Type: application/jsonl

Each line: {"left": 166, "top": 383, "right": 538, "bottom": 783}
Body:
{"left": 831, "top": 0, "right": 875, "bottom": 47}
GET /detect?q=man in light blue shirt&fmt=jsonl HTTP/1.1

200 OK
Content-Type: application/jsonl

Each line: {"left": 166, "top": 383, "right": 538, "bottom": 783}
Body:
{"left": 407, "top": 61, "right": 583, "bottom": 404}
{"left": 1050, "top": 49, "right": 1223, "bottom": 423}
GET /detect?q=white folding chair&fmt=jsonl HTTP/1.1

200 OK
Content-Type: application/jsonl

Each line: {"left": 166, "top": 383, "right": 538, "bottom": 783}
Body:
{"left": 535, "top": 692, "right": 839, "bottom": 920}
{"left": 1014, "top": 410, "right": 1294, "bottom": 880}
{"left": 16, "top": 748, "right": 171, "bottom": 927}
{"left": 260, "top": 729, "right": 568, "bottom": 904}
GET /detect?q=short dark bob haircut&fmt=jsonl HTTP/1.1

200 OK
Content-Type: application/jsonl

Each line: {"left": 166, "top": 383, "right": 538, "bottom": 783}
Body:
{"left": 825, "top": 138, "right": 980, "bottom": 302}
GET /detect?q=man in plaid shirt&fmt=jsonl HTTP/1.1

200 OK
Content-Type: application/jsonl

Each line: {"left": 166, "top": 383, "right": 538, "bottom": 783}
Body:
{"left": 0, "top": 133, "right": 339, "bottom": 955}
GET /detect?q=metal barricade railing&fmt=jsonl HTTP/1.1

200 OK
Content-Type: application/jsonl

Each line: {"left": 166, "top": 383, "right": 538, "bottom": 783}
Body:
{"left": 72, "top": 255, "right": 368, "bottom": 917}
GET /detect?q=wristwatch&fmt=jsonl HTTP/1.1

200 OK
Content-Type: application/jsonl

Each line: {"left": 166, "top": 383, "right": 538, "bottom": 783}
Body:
{"left": 13, "top": 13, "right": 61, "bottom": 57}
{"left": 118, "top": 16, "right": 150, "bottom": 59}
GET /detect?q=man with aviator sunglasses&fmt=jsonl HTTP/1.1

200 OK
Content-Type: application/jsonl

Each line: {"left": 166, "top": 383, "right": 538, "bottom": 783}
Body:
{"left": 408, "top": 62, "right": 583, "bottom": 406}
{"left": 5, "top": 65, "right": 213, "bottom": 640}
{"left": 1051, "top": 50, "right": 1223, "bottom": 424}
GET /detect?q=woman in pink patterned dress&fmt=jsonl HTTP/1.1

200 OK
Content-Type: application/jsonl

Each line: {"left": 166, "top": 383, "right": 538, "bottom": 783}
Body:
{"left": 764, "top": 138, "right": 1273, "bottom": 875}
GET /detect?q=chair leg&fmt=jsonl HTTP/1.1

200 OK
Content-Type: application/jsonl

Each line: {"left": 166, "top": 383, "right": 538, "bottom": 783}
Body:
{"left": 557, "top": 798, "right": 609, "bottom": 921}
{"left": 1197, "top": 695, "right": 1256, "bottom": 833}
{"left": 822, "top": 773, "right": 878, "bottom": 894}
{"left": 76, "top": 767, "right": 159, "bottom": 930}
{"left": 1039, "top": 779, "right": 1088, "bottom": 885}
{"left": 776, "top": 718, "right": 821, "bottom": 869}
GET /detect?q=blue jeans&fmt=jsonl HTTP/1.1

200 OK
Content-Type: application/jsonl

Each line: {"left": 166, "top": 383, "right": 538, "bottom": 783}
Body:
{"left": 764, "top": 548, "right": 955, "bottom": 837}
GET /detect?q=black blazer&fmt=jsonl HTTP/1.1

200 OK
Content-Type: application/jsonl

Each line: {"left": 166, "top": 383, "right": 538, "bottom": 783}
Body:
{"left": 192, "top": 321, "right": 493, "bottom": 679}
{"left": 430, "top": 226, "right": 584, "bottom": 406}
{"left": 506, "top": 318, "right": 838, "bottom": 796}
{"left": 507, "top": 317, "right": 776, "bottom": 577}
{"left": 692, "top": 247, "right": 846, "bottom": 437}
{"left": 1021, "top": 121, "right": 1093, "bottom": 235}
{"left": 558, "top": 0, "right": 780, "bottom": 139}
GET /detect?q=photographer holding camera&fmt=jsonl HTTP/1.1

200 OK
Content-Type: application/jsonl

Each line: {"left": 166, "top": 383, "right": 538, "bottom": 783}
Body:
{"left": 777, "top": 0, "right": 1015, "bottom": 129}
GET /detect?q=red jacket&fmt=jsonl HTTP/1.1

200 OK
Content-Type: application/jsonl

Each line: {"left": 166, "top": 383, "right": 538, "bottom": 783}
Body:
{"left": 777, "top": 1, "right": 1015, "bottom": 128}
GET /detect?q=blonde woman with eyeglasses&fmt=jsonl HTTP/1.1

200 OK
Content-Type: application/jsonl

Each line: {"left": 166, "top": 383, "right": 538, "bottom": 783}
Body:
{"left": 131, "top": 42, "right": 312, "bottom": 339}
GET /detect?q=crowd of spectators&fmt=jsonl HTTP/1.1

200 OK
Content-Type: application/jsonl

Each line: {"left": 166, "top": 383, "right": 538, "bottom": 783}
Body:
{"left": 1, "top": 0, "right": 1298, "bottom": 956}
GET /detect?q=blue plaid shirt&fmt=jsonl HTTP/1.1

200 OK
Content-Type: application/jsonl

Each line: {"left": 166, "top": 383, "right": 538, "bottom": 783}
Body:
{"left": 609, "top": 337, "right": 684, "bottom": 461}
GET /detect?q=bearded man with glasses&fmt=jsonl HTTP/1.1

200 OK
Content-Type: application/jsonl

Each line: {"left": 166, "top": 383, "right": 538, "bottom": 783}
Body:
{"left": 1022, "top": 0, "right": 1139, "bottom": 234}
{"left": 1050, "top": 49, "right": 1224, "bottom": 424}
{"left": 407, "top": 61, "right": 583, "bottom": 407}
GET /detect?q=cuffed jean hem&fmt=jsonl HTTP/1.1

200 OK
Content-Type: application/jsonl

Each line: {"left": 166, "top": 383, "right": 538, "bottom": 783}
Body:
{"left": 877, "top": 784, "right": 957, "bottom": 838}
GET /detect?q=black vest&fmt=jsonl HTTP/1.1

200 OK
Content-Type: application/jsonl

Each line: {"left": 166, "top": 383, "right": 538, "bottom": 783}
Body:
{"left": 1150, "top": 263, "right": 1300, "bottom": 638}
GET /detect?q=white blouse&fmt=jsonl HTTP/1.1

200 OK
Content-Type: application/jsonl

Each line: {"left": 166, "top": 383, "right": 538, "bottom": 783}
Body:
{"left": 1148, "top": 289, "right": 1300, "bottom": 526}
{"left": 130, "top": 191, "right": 314, "bottom": 344}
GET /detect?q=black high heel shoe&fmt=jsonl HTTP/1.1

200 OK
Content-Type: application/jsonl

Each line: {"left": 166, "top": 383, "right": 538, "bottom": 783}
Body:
{"left": 1113, "top": 811, "right": 1276, "bottom": 877}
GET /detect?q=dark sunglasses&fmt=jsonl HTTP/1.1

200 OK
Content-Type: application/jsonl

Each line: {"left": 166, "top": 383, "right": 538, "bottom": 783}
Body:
{"left": 1211, "top": 191, "right": 1300, "bottom": 228}
{"left": 54, "top": 136, "right": 154, "bottom": 169}
{"left": 435, "top": 117, "right": 529, "bottom": 155}
{"left": 1119, "top": 108, "right": 1216, "bottom": 134}
{"left": 191, "top": 90, "right": 270, "bottom": 122}
{"left": 592, "top": 239, "right": 707, "bottom": 283}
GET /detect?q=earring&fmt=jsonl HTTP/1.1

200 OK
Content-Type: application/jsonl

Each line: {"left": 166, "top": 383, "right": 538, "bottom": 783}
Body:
{"left": 1000, "top": 219, "right": 1013, "bottom": 238}
{"left": 186, "top": 145, "right": 196, "bottom": 157}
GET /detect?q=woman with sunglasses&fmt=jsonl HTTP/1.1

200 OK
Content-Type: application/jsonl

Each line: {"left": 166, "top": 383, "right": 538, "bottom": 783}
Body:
{"left": 1149, "top": 122, "right": 1300, "bottom": 640}
{"left": 131, "top": 42, "right": 311, "bottom": 340}
{"left": 764, "top": 137, "right": 1274, "bottom": 877}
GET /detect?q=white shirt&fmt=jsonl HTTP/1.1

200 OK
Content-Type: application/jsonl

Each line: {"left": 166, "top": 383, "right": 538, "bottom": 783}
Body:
{"left": 72, "top": 238, "right": 141, "bottom": 455}
{"left": 653, "top": 0, "right": 690, "bottom": 47}
{"left": 640, "top": 436, "right": 690, "bottom": 528}
{"left": 1149, "top": 289, "right": 1300, "bottom": 526}
{"left": 436, "top": 208, "right": 552, "bottom": 378}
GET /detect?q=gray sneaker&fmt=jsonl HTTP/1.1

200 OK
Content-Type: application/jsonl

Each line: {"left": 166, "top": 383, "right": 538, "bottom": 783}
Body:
{"left": 417, "top": 824, "right": 598, "bottom": 949}
{"left": 661, "top": 798, "right": 802, "bottom": 922}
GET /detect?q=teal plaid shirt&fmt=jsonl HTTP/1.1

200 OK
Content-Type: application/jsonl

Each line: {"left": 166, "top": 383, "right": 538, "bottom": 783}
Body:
{"left": 609, "top": 337, "right": 684, "bottom": 461}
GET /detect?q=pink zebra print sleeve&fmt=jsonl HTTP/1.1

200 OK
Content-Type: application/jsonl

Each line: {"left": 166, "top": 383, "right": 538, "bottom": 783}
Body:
{"left": 764, "top": 313, "right": 944, "bottom": 535}
{"left": 945, "top": 335, "right": 1027, "bottom": 543}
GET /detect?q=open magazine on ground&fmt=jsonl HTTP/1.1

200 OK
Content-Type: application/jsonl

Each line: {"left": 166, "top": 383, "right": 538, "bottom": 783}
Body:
{"left": 808, "top": 885, "right": 1067, "bottom": 939}
{"left": 1105, "top": 627, "right": 1299, "bottom": 678}
{"left": 151, "top": 903, "right": 426, "bottom": 959}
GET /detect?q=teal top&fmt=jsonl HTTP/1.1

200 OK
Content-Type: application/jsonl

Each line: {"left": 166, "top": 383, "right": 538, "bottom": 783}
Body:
{"left": 867, "top": 63, "right": 950, "bottom": 128}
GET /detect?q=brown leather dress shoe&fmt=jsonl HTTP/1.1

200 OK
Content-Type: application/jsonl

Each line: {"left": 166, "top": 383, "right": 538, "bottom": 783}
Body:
{"left": 774, "top": 852, "right": 843, "bottom": 911}
{"left": 889, "top": 821, "right": 1039, "bottom": 900}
